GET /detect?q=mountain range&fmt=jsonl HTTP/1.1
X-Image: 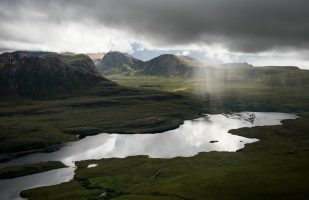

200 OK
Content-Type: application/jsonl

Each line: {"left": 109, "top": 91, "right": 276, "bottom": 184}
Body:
{"left": 97, "top": 51, "right": 208, "bottom": 76}
{"left": 0, "top": 51, "right": 114, "bottom": 98}
{"left": 1, "top": 50, "right": 309, "bottom": 98}
{"left": 97, "top": 51, "right": 309, "bottom": 86}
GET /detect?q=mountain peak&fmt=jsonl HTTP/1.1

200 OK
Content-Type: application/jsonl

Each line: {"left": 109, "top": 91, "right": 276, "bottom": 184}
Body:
{"left": 99, "top": 51, "right": 144, "bottom": 74}
{"left": 143, "top": 54, "right": 199, "bottom": 76}
{"left": 0, "top": 52, "right": 111, "bottom": 98}
{"left": 98, "top": 53, "right": 208, "bottom": 76}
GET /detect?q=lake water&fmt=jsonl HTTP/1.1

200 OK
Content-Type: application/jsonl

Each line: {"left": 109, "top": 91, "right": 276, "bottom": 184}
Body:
{"left": 0, "top": 112, "right": 298, "bottom": 200}
{"left": 0, "top": 168, "right": 74, "bottom": 200}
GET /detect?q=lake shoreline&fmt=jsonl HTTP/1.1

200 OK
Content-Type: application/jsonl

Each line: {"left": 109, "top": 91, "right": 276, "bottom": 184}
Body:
{"left": 0, "top": 112, "right": 300, "bottom": 200}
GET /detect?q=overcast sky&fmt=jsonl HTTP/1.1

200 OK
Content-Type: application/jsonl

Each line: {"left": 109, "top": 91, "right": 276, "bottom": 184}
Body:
{"left": 1, "top": 0, "right": 309, "bottom": 68}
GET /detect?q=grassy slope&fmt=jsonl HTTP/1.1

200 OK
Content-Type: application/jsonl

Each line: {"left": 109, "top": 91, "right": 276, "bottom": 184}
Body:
{"left": 1, "top": 70, "right": 309, "bottom": 199}
{"left": 21, "top": 114, "right": 309, "bottom": 200}
{"left": 1, "top": 74, "right": 309, "bottom": 160}
{"left": 0, "top": 86, "right": 204, "bottom": 161}
{"left": 106, "top": 74, "right": 309, "bottom": 112}
{"left": 0, "top": 161, "right": 65, "bottom": 179}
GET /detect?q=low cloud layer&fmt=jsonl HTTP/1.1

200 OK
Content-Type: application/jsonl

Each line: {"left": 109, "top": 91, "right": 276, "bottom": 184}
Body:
{"left": 0, "top": 0, "right": 309, "bottom": 67}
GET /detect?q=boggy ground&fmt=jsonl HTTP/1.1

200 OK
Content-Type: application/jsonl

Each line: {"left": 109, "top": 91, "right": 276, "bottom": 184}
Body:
{"left": 21, "top": 113, "right": 309, "bottom": 200}
{"left": 1, "top": 75, "right": 309, "bottom": 199}
{"left": 0, "top": 85, "right": 205, "bottom": 161}
{"left": 0, "top": 161, "right": 65, "bottom": 179}
{"left": 1, "top": 76, "right": 309, "bottom": 160}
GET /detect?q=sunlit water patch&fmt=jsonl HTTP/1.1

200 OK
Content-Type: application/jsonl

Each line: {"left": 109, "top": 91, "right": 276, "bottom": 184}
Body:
{"left": 0, "top": 168, "right": 74, "bottom": 200}
{"left": 87, "top": 164, "right": 98, "bottom": 168}
{"left": 0, "top": 112, "right": 298, "bottom": 200}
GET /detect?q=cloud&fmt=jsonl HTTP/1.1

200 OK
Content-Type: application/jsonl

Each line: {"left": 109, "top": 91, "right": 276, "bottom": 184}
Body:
{"left": 0, "top": 0, "right": 309, "bottom": 68}
{"left": 176, "top": 51, "right": 191, "bottom": 56}
{"left": 1, "top": 0, "right": 309, "bottom": 53}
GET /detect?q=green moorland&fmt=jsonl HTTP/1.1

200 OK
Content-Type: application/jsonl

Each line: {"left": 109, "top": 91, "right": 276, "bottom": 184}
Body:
{"left": 0, "top": 75, "right": 308, "bottom": 157}
{"left": 21, "top": 113, "right": 309, "bottom": 200}
{"left": 1, "top": 72, "right": 309, "bottom": 161}
{"left": 105, "top": 74, "right": 309, "bottom": 112}
{"left": 1, "top": 66, "right": 309, "bottom": 199}
{"left": 0, "top": 161, "right": 65, "bottom": 179}
{"left": 0, "top": 84, "right": 206, "bottom": 161}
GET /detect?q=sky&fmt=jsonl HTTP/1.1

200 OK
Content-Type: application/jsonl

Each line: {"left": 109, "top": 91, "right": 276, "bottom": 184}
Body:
{"left": 0, "top": 0, "right": 309, "bottom": 69}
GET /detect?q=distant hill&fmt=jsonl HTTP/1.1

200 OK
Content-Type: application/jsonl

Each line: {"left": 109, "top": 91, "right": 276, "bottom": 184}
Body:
{"left": 98, "top": 51, "right": 309, "bottom": 87}
{"left": 99, "top": 51, "right": 144, "bottom": 75}
{"left": 99, "top": 52, "right": 207, "bottom": 76}
{"left": 195, "top": 64, "right": 309, "bottom": 86}
{"left": 143, "top": 54, "right": 207, "bottom": 76}
{"left": 216, "top": 62, "right": 253, "bottom": 68}
{"left": 0, "top": 51, "right": 114, "bottom": 98}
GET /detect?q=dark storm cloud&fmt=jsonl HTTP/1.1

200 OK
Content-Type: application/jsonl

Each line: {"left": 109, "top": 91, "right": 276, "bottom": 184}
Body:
{"left": 1, "top": 0, "right": 309, "bottom": 52}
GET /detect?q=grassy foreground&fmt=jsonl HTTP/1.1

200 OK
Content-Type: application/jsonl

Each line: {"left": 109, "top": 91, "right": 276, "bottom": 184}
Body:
{"left": 0, "top": 161, "right": 65, "bottom": 179}
{"left": 21, "top": 114, "right": 309, "bottom": 200}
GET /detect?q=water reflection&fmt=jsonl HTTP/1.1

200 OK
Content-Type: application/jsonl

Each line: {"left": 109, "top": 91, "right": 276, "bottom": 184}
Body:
{"left": 1, "top": 112, "right": 297, "bottom": 168}
{"left": 0, "top": 112, "right": 298, "bottom": 200}
{"left": 0, "top": 167, "right": 74, "bottom": 200}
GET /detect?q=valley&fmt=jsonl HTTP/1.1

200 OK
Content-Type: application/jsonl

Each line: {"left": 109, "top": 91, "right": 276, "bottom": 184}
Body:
{"left": 1, "top": 1, "right": 309, "bottom": 199}
{"left": 0, "top": 51, "right": 308, "bottom": 200}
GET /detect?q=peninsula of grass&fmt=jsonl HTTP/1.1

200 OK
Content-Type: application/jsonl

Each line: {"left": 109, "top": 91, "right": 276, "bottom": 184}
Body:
{"left": 21, "top": 114, "right": 309, "bottom": 200}
{"left": 0, "top": 161, "right": 66, "bottom": 179}
{"left": 1, "top": 79, "right": 309, "bottom": 161}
